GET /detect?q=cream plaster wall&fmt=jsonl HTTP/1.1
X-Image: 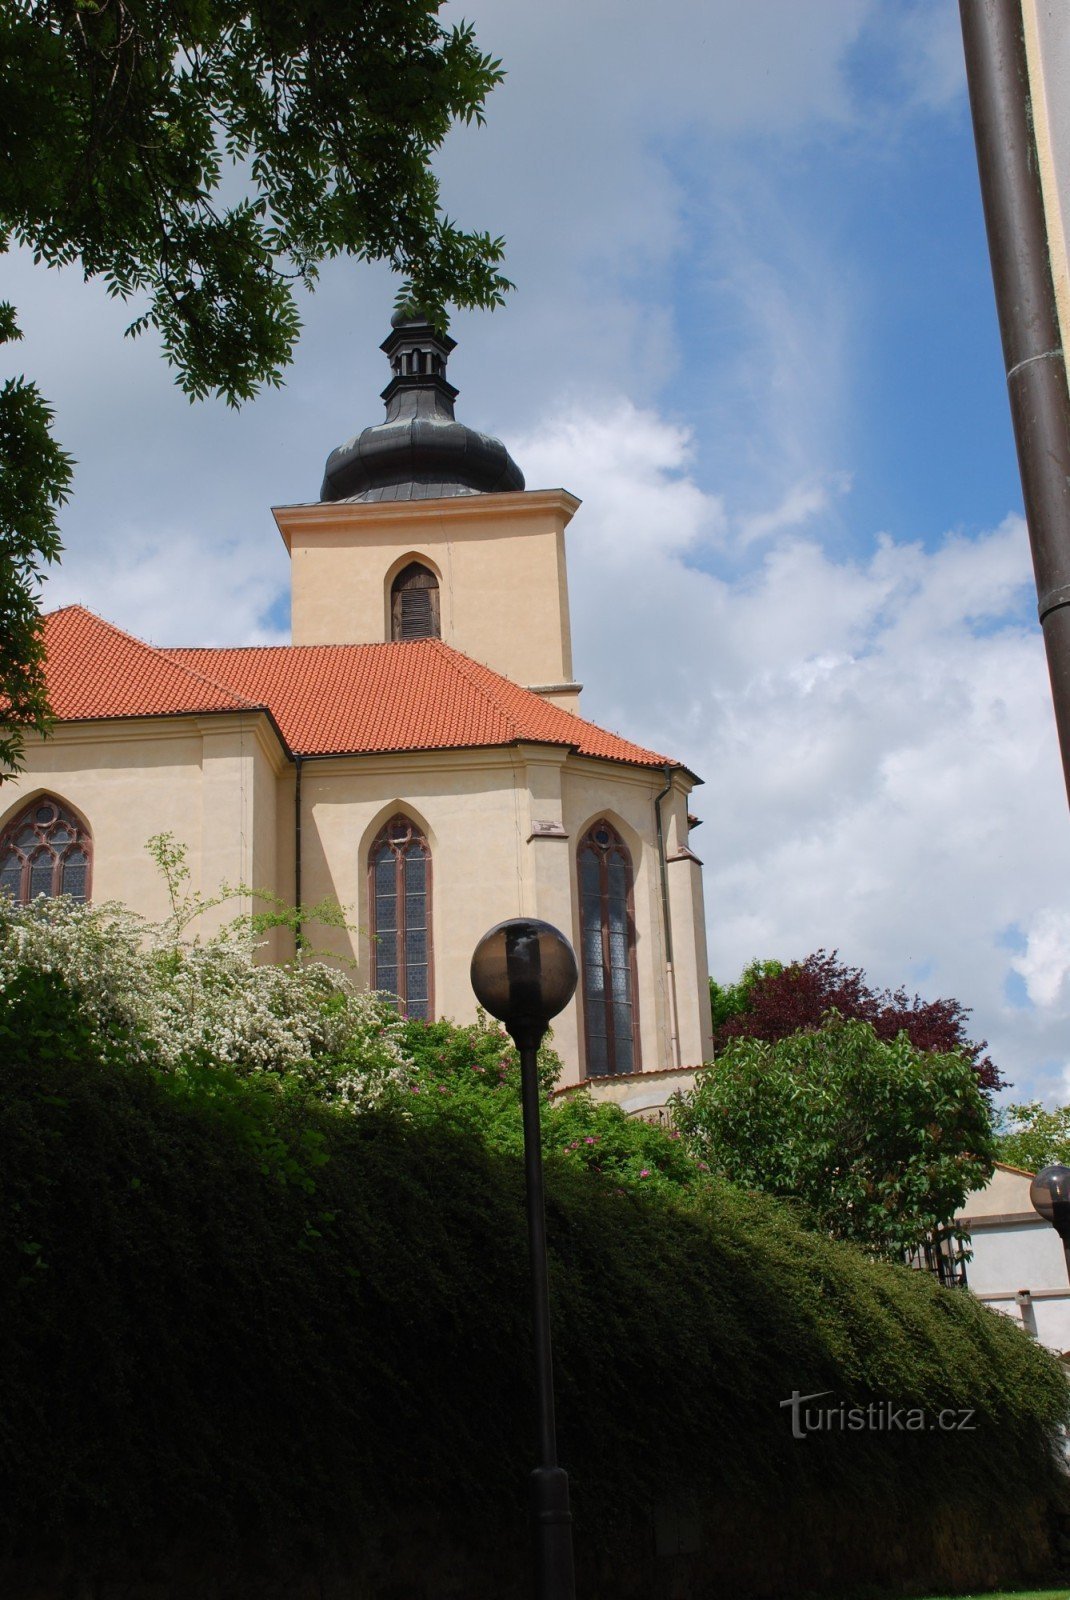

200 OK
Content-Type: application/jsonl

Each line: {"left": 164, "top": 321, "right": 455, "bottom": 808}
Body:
{"left": 956, "top": 1163, "right": 1070, "bottom": 1354}
{"left": 292, "top": 745, "right": 598, "bottom": 1086}
{"left": 1023, "top": 0, "right": 1070, "bottom": 369}
{"left": 6, "top": 716, "right": 711, "bottom": 1087}
{"left": 1, "top": 713, "right": 285, "bottom": 943}
{"left": 297, "top": 747, "right": 530, "bottom": 1024}
{"left": 662, "top": 783, "right": 714, "bottom": 1067}
{"left": 289, "top": 744, "right": 710, "bottom": 1088}
{"left": 560, "top": 759, "right": 711, "bottom": 1079}
{"left": 247, "top": 723, "right": 285, "bottom": 958}
{"left": 555, "top": 1066, "right": 709, "bottom": 1119}
{"left": 958, "top": 1162, "right": 1034, "bottom": 1219}
{"left": 275, "top": 489, "right": 583, "bottom": 709}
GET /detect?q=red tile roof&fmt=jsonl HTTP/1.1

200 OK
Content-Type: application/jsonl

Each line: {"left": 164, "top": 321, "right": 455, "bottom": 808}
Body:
{"left": 41, "top": 606, "right": 256, "bottom": 720}
{"left": 41, "top": 606, "right": 683, "bottom": 772}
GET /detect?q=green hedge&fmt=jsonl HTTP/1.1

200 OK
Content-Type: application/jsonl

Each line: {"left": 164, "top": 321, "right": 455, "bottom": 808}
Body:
{"left": 2, "top": 1044, "right": 1068, "bottom": 1596}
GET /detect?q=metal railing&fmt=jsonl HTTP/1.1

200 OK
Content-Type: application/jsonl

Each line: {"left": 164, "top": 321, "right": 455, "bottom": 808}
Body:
{"left": 905, "top": 1231, "right": 969, "bottom": 1289}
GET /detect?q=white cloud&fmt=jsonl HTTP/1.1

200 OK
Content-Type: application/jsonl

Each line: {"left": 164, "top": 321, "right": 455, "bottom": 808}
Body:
{"left": 736, "top": 475, "right": 851, "bottom": 546}
{"left": 870, "top": 2, "right": 967, "bottom": 116}
{"left": 518, "top": 399, "right": 725, "bottom": 558}
{"left": 517, "top": 397, "right": 1070, "bottom": 1100}
{"left": 41, "top": 521, "right": 288, "bottom": 648}
{"left": 1014, "top": 911, "right": 1070, "bottom": 1010}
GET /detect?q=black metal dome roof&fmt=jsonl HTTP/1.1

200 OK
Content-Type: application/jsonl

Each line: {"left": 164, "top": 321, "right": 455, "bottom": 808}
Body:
{"left": 319, "top": 313, "right": 525, "bottom": 503}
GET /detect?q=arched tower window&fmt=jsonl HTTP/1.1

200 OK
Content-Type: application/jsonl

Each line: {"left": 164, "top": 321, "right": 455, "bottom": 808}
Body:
{"left": 578, "top": 820, "right": 640, "bottom": 1076}
{"left": 390, "top": 561, "right": 440, "bottom": 640}
{"left": 369, "top": 815, "right": 432, "bottom": 1019}
{"left": 0, "top": 796, "right": 92, "bottom": 905}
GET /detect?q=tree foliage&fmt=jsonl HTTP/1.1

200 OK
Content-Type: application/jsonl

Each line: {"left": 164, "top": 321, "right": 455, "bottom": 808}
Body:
{"left": 0, "top": 833, "right": 405, "bottom": 1105}
{"left": 0, "top": 0, "right": 511, "bottom": 773}
{"left": 675, "top": 1014, "right": 997, "bottom": 1257}
{"left": 993, "top": 1101, "right": 1070, "bottom": 1173}
{"left": 710, "top": 948, "right": 1003, "bottom": 1093}
{"left": 1, "top": 885, "right": 1064, "bottom": 1588}
{"left": 392, "top": 1013, "right": 704, "bottom": 1199}
{"left": 0, "top": 304, "right": 72, "bottom": 772}
{"left": 1, "top": 1041, "right": 1065, "bottom": 1593}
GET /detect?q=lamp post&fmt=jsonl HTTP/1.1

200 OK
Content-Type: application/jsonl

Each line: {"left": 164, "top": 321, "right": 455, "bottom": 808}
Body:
{"left": 1029, "top": 1164, "right": 1070, "bottom": 1285}
{"left": 470, "top": 918, "right": 578, "bottom": 1600}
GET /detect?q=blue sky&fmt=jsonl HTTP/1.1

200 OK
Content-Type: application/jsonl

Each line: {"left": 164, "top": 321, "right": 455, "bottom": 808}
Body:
{"left": 10, "top": 0, "right": 1070, "bottom": 1100}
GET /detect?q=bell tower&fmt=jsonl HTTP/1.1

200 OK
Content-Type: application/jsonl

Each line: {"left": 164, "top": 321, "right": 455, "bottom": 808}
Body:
{"left": 274, "top": 312, "right": 582, "bottom": 711}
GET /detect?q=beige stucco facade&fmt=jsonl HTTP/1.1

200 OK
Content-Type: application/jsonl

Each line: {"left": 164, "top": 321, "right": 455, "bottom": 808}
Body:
{"left": 3, "top": 716, "right": 712, "bottom": 1086}
{"left": 1022, "top": 0, "right": 1070, "bottom": 376}
{"left": 9, "top": 478, "right": 714, "bottom": 1088}
{"left": 291, "top": 744, "right": 709, "bottom": 1079}
{"left": 1, "top": 713, "right": 287, "bottom": 952}
{"left": 956, "top": 1161, "right": 1070, "bottom": 1355}
{"left": 278, "top": 488, "right": 583, "bottom": 711}
{"left": 554, "top": 1065, "right": 709, "bottom": 1120}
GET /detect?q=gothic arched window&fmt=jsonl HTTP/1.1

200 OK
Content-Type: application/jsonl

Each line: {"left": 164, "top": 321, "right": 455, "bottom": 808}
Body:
{"left": 369, "top": 815, "right": 432, "bottom": 1019}
{"left": 578, "top": 820, "right": 640, "bottom": 1077}
{"left": 390, "top": 561, "right": 440, "bottom": 640}
{"left": 0, "top": 796, "right": 92, "bottom": 905}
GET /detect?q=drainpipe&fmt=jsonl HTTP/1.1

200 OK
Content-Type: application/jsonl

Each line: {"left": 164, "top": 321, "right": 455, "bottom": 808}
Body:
{"left": 960, "top": 0, "right": 1070, "bottom": 808}
{"left": 294, "top": 753, "right": 303, "bottom": 956}
{"left": 654, "top": 764, "right": 681, "bottom": 1068}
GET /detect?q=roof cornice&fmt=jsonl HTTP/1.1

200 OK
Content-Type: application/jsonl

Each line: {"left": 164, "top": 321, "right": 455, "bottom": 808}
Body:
{"left": 273, "top": 486, "right": 581, "bottom": 550}
{"left": 14, "top": 706, "right": 290, "bottom": 764}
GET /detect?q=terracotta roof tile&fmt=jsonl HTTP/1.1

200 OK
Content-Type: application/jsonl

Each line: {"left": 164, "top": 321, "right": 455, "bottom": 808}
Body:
{"left": 41, "top": 606, "right": 258, "bottom": 720}
{"left": 40, "top": 606, "right": 683, "bottom": 772}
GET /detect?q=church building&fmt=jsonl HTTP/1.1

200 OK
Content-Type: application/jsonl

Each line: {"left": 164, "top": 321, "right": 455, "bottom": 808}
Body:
{"left": 0, "top": 313, "right": 713, "bottom": 1093}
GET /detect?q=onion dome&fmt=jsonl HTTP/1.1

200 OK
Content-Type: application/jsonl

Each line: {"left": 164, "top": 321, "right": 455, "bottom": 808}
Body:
{"left": 320, "top": 312, "right": 525, "bottom": 503}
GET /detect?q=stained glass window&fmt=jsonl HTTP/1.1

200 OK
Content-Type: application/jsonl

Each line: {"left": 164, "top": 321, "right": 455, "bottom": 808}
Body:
{"left": 0, "top": 797, "right": 92, "bottom": 905}
{"left": 369, "top": 815, "right": 432, "bottom": 1019}
{"left": 577, "top": 820, "right": 640, "bottom": 1076}
{"left": 391, "top": 562, "right": 440, "bottom": 640}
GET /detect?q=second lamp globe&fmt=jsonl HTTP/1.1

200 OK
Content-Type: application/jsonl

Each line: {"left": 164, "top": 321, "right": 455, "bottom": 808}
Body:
{"left": 470, "top": 918, "right": 578, "bottom": 1043}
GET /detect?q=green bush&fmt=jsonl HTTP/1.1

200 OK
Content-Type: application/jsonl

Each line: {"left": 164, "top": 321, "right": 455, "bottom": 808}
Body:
{"left": 392, "top": 1012, "right": 702, "bottom": 1195}
{"left": 1, "top": 1040, "right": 1065, "bottom": 1587}
{"left": 0, "top": 876, "right": 405, "bottom": 1104}
{"left": 994, "top": 1100, "right": 1070, "bottom": 1171}
{"left": 674, "top": 1014, "right": 996, "bottom": 1256}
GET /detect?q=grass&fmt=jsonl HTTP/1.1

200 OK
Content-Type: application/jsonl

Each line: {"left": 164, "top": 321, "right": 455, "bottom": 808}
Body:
{"left": 832, "top": 1590, "right": 1070, "bottom": 1600}
{"left": 906, "top": 1591, "right": 1069, "bottom": 1600}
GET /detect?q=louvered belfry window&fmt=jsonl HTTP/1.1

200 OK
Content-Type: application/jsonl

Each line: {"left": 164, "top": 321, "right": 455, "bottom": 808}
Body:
{"left": 369, "top": 815, "right": 432, "bottom": 1019}
{"left": 578, "top": 820, "right": 641, "bottom": 1077}
{"left": 391, "top": 562, "right": 440, "bottom": 640}
{"left": 0, "top": 796, "right": 92, "bottom": 905}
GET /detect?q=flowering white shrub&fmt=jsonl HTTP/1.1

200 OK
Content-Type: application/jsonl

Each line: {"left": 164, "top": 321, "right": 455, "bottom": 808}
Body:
{"left": 0, "top": 839, "right": 406, "bottom": 1108}
{"left": 0, "top": 892, "right": 155, "bottom": 1058}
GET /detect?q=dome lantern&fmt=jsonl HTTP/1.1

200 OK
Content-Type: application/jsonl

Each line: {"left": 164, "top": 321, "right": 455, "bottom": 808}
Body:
{"left": 320, "top": 311, "right": 525, "bottom": 503}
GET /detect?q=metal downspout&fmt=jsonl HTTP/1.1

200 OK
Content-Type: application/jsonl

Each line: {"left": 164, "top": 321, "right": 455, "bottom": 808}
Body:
{"left": 654, "top": 764, "right": 681, "bottom": 1068}
{"left": 294, "top": 753, "right": 303, "bottom": 956}
{"left": 960, "top": 0, "right": 1070, "bottom": 808}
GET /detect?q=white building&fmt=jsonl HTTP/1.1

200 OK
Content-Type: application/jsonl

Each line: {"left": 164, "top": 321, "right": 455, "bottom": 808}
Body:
{"left": 955, "top": 1162, "right": 1070, "bottom": 1354}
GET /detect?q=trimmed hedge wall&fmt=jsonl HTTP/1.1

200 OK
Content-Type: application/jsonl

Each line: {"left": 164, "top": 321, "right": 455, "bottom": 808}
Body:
{"left": 2, "top": 1049, "right": 1068, "bottom": 1598}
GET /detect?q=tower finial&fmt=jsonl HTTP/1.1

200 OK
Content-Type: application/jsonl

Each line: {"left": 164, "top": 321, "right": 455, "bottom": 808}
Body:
{"left": 379, "top": 312, "right": 459, "bottom": 418}
{"left": 319, "top": 310, "right": 525, "bottom": 503}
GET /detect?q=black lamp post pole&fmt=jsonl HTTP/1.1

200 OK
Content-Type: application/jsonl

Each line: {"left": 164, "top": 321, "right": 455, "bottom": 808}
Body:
{"left": 470, "top": 918, "right": 579, "bottom": 1600}
{"left": 1048, "top": 1199, "right": 1070, "bottom": 1286}
{"left": 515, "top": 1021, "right": 575, "bottom": 1600}
{"left": 1030, "top": 1164, "right": 1070, "bottom": 1287}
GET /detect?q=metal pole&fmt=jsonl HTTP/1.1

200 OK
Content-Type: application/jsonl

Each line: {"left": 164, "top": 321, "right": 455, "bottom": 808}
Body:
{"left": 653, "top": 765, "right": 681, "bottom": 1069}
{"left": 293, "top": 752, "right": 303, "bottom": 953}
{"left": 960, "top": 0, "right": 1070, "bottom": 808}
{"left": 517, "top": 1028, "right": 576, "bottom": 1600}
